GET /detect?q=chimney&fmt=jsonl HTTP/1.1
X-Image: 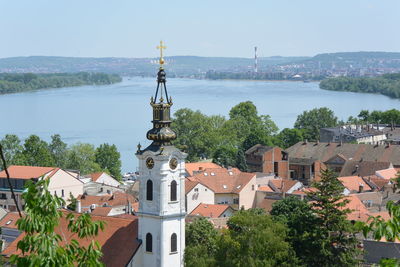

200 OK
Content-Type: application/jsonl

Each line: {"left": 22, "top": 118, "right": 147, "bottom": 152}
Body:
{"left": 359, "top": 184, "right": 364, "bottom": 193}
{"left": 199, "top": 167, "right": 203, "bottom": 171}
{"left": 76, "top": 200, "right": 81, "bottom": 213}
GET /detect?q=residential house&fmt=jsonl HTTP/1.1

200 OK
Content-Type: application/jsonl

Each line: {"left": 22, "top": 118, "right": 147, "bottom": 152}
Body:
{"left": 188, "top": 167, "right": 257, "bottom": 210}
{"left": 338, "top": 176, "right": 372, "bottom": 195}
{"left": 288, "top": 158, "right": 325, "bottom": 185}
{"left": 189, "top": 203, "right": 234, "bottom": 218}
{"left": 320, "top": 125, "right": 387, "bottom": 144}
{"left": 85, "top": 172, "right": 121, "bottom": 187}
{"left": 375, "top": 167, "right": 399, "bottom": 180}
{"left": 185, "top": 179, "right": 214, "bottom": 214}
{"left": 0, "top": 212, "right": 21, "bottom": 250}
{"left": 0, "top": 166, "right": 83, "bottom": 211}
{"left": 338, "top": 161, "right": 393, "bottom": 177}
{"left": 245, "top": 145, "right": 289, "bottom": 178}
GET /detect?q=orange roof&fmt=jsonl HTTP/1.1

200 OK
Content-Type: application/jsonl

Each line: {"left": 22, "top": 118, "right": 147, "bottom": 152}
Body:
{"left": 258, "top": 185, "right": 274, "bottom": 192}
{"left": 190, "top": 203, "right": 231, "bottom": 218}
{"left": 2, "top": 211, "right": 139, "bottom": 267}
{"left": 0, "top": 212, "right": 21, "bottom": 229}
{"left": 78, "top": 192, "right": 136, "bottom": 210}
{"left": 185, "top": 162, "right": 222, "bottom": 176}
{"left": 190, "top": 167, "right": 255, "bottom": 194}
{"left": 0, "top": 165, "right": 57, "bottom": 180}
{"left": 338, "top": 176, "right": 372, "bottom": 192}
{"left": 269, "top": 179, "right": 299, "bottom": 193}
{"left": 90, "top": 172, "right": 105, "bottom": 182}
{"left": 376, "top": 168, "right": 399, "bottom": 180}
{"left": 344, "top": 195, "right": 370, "bottom": 222}
{"left": 90, "top": 207, "right": 112, "bottom": 216}
{"left": 185, "top": 179, "right": 199, "bottom": 194}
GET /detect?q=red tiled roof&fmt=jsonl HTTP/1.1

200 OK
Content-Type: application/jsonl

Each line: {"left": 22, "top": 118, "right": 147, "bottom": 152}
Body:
{"left": 185, "top": 179, "right": 199, "bottom": 194}
{"left": 185, "top": 162, "right": 222, "bottom": 176}
{"left": 0, "top": 212, "right": 21, "bottom": 229}
{"left": 90, "top": 172, "right": 105, "bottom": 182}
{"left": 190, "top": 203, "right": 231, "bottom": 218}
{"left": 269, "top": 179, "right": 299, "bottom": 193}
{"left": 338, "top": 176, "right": 372, "bottom": 192}
{"left": 258, "top": 185, "right": 274, "bottom": 192}
{"left": 78, "top": 192, "right": 136, "bottom": 209}
{"left": 190, "top": 168, "right": 255, "bottom": 194}
{"left": 90, "top": 207, "right": 112, "bottom": 216}
{"left": 2, "top": 211, "right": 139, "bottom": 267}
{"left": 376, "top": 168, "right": 399, "bottom": 180}
{"left": 344, "top": 195, "right": 370, "bottom": 222}
{"left": 0, "top": 165, "right": 57, "bottom": 180}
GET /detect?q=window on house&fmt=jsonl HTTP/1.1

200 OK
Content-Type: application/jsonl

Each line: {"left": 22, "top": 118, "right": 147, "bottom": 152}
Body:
{"left": 194, "top": 188, "right": 199, "bottom": 192}
{"left": 0, "top": 193, "right": 6, "bottom": 199}
{"left": 61, "top": 189, "right": 64, "bottom": 197}
{"left": 107, "top": 190, "right": 111, "bottom": 194}
{"left": 147, "top": 180, "right": 153, "bottom": 201}
{"left": 146, "top": 233, "right": 153, "bottom": 252}
{"left": 274, "top": 162, "right": 279, "bottom": 175}
{"left": 170, "top": 180, "right": 177, "bottom": 201}
{"left": 233, "top": 198, "right": 239, "bottom": 204}
{"left": 171, "top": 233, "right": 177, "bottom": 253}
{"left": 252, "top": 185, "right": 255, "bottom": 191}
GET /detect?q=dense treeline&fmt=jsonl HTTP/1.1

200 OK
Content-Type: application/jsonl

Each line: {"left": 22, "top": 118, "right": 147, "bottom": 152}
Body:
{"left": 0, "top": 72, "right": 122, "bottom": 94}
{"left": 319, "top": 73, "right": 400, "bottom": 99}
{"left": 0, "top": 134, "right": 122, "bottom": 180}
{"left": 205, "top": 70, "right": 324, "bottom": 81}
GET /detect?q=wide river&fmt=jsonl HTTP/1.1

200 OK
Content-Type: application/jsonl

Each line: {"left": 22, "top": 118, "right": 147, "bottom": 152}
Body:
{"left": 1, "top": 77, "right": 399, "bottom": 172}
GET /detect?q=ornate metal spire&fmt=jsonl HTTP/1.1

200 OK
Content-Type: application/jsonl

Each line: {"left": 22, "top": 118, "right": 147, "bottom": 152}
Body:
{"left": 146, "top": 41, "right": 176, "bottom": 147}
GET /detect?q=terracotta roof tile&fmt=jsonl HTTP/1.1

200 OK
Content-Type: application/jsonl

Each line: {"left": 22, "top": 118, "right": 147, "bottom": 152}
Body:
{"left": 78, "top": 192, "right": 136, "bottom": 209}
{"left": 0, "top": 212, "right": 21, "bottom": 229}
{"left": 258, "top": 185, "right": 274, "bottom": 192}
{"left": 376, "top": 168, "right": 399, "bottom": 180}
{"left": 344, "top": 195, "right": 370, "bottom": 222}
{"left": 90, "top": 207, "right": 112, "bottom": 216}
{"left": 269, "top": 179, "right": 299, "bottom": 193}
{"left": 2, "top": 211, "right": 140, "bottom": 267}
{"left": 339, "top": 161, "right": 392, "bottom": 177}
{"left": 190, "top": 203, "right": 231, "bottom": 218}
{"left": 185, "top": 162, "right": 222, "bottom": 176}
{"left": 338, "top": 176, "right": 372, "bottom": 192}
{"left": 90, "top": 172, "right": 105, "bottom": 182}
{"left": 0, "top": 165, "right": 57, "bottom": 180}
{"left": 185, "top": 180, "right": 199, "bottom": 194}
{"left": 190, "top": 168, "right": 255, "bottom": 194}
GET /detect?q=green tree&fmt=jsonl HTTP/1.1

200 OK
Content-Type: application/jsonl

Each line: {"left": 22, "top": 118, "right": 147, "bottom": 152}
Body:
{"left": 270, "top": 196, "right": 320, "bottom": 266}
{"left": 66, "top": 143, "right": 101, "bottom": 175}
{"left": 215, "top": 209, "right": 300, "bottom": 267}
{"left": 22, "top": 135, "right": 55, "bottom": 167}
{"left": 10, "top": 179, "right": 105, "bottom": 266}
{"left": 357, "top": 110, "right": 370, "bottom": 122}
{"left": 0, "top": 134, "right": 26, "bottom": 167}
{"left": 306, "top": 169, "right": 360, "bottom": 267}
{"left": 95, "top": 143, "right": 122, "bottom": 181}
{"left": 294, "top": 107, "right": 338, "bottom": 141}
{"left": 275, "top": 128, "right": 305, "bottom": 149}
{"left": 212, "top": 145, "right": 237, "bottom": 168}
{"left": 49, "top": 134, "right": 67, "bottom": 168}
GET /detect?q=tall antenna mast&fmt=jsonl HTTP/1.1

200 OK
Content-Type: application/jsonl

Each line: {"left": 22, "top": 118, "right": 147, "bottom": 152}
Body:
{"left": 254, "top": 46, "right": 258, "bottom": 73}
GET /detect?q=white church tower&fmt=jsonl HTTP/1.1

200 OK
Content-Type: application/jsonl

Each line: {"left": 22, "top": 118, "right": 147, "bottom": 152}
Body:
{"left": 132, "top": 41, "right": 186, "bottom": 267}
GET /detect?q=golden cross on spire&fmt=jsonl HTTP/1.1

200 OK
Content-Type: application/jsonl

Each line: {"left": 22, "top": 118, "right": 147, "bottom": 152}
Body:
{"left": 156, "top": 40, "right": 167, "bottom": 66}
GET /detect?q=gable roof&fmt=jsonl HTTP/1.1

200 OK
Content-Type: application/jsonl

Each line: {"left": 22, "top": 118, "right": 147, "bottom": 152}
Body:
{"left": 344, "top": 195, "right": 372, "bottom": 222}
{"left": 185, "top": 162, "right": 222, "bottom": 176}
{"left": 90, "top": 172, "right": 105, "bottom": 182}
{"left": 2, "top": 211, "right": 140, "bottom": 267}
{"left": 0, "top": 165, "right": 57, "bottom": 180}
{"left": 190, "top": 168, "right": 255, "bottom": 194}
{"left": 376, "top": 168, "right": 399, "bottom": 180}
{"left": 339, "top": 161, "right": 392, "bottom": 177}
{"left": 286, "top": 142, "right": 400, "bottom": 166}
{"left": 190, "top": 203, "right": 232, "bottom": 218}
{"left": 338, "top": 176, "right": 372, "bottom": 192}
{"left": 185, "top": 179, "right": 199, "bottom": 194}
{"left": 245, "top": 144, "right": 274, "bottom": 155}
{"left": 0, "top": 212, "right": 21, "bottom": 229}
{"left": 90, "top": 207, "right": 112, "bottom": 216}
{"left": 258, "top": 185, "right": 274, "bottom": 192}
{"left": 269, "top": 179, "right": 299, "bottom": 193}
{"left": 78, "top": 192, "right": 136, "bottom": 210}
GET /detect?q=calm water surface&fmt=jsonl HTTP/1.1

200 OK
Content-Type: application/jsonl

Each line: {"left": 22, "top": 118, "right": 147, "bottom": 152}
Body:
{"left": 1, "top": 77, "right": 399, "bottom": 172}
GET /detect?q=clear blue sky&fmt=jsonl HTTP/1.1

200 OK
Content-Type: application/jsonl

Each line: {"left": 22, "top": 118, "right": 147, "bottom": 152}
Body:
{"left": 1, "top": 0, "right": 399, "bottom": 58}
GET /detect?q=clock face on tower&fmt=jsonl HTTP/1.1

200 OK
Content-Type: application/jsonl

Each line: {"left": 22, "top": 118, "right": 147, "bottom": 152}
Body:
{"left": 169, "top": 157, "right": 178, "bottom": 170}
{"left": 146, "top": 157, "right": 154, "bottom": 169}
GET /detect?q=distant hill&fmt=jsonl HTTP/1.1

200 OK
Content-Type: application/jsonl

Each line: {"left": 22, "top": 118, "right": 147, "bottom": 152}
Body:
{"left": 0, "top": 52, "right": 399, "bottom": 77}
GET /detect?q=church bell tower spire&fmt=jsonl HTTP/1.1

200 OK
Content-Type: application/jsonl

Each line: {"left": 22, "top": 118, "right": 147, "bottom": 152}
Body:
{"left": 133, "top": 41, "right": 186, "bottom": 267}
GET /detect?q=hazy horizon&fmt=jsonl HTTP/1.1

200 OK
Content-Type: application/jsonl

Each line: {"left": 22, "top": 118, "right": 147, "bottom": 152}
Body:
{"left": 2, "top": 0, "right": 399, "bottom": 59}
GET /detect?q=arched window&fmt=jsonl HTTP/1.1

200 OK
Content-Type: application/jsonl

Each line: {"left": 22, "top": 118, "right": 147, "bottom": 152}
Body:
{"left": 146, "top": 233, "right": 153, "bottom": 252}
{"left": 170, "top": 180, "right": 177, "bottom": 201}
{"left": 171, "top": 233, "right": 177, "bottom": 253}
{"left": 146, "top": 180, "right": 153, "bottom": 201}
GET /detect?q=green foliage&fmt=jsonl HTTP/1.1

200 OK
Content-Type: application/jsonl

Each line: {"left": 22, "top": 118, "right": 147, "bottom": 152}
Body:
{"left": 0, "top": 72, "right": 122, "bottom": 94}
{"left": 275, "top": 128, "right": 305, "bottom": 149}
{"left": 306, "top": 169, "right": 361, "bottom": 267}
{"left": 0, "top": 134, "right": 25, "bottom": 168}
{"left": 66, "top": 143, "right": 102, "bottom": 175}
{"left": 95, "top": 143, "right": 122, "bottom": 181}
{"left": 10, "top": 179, "right": 105, "bottom": 266}
{"left": 173, "top": 101, "right": 278, "bottom": 168}
{"left": 22, "top": 135, "right": 55, "bottom": 167}
{"left": 67, "top": 192, "right": 78, "bottom": 211}
{"left": 294, "top": 107, "right": 338, "bottom": 141}
{"left": 320, "top": 73, "right": 400, "bottom": 99}
{"left": 49, "top": 134, "right": 68, "bottom": 168}
{"left": 379, "top": 258, "right": 400, "bottom": 267}
{"left": 270, "top": 196, "right": 320, "bottom": 267}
